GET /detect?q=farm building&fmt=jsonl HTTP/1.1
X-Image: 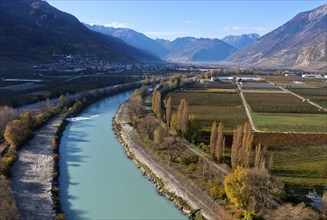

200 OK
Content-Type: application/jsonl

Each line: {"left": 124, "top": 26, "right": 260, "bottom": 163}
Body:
{"left": 301, "top": 74, "right": 323, "bottom": 78}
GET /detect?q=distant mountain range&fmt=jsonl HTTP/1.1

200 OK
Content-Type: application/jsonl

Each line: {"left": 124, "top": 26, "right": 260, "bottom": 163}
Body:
{"left": 1, "top": 0, "right": 325, "bottom": 72}
{"left": 86, "top": 24, "right": 237, "bottom": 63}
{"left": 84, "top": 24, "right": 170, "bottom": 57}
{"left": 0, "top": 0, "right": 160, "bottom": 69}
{"left": 227, "top": 4, "right": 327, "bottom": 72}
{"left": 157, "top": 37, "right": 237, "bottom": 63}
{"left": 222, "top": 34, "right": 259, "bottom": 49}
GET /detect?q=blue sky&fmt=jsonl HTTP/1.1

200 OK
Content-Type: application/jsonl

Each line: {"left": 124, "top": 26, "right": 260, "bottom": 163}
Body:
{"left": 47, "top": 0, "right": 325, "bottom": 40}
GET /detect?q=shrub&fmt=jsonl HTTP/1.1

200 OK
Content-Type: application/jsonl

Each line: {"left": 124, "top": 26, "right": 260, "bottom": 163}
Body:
{"left": 0, "top": 106, "right": 18, "bottom": 135}
{"left": 0, "top": 175, "right": 19, "bottom": 220}
{"left": 4, "top": 119, "right": 32, "bottom": 148}
{"left": 269, "top": 203, "right": 320, "bottom": 220}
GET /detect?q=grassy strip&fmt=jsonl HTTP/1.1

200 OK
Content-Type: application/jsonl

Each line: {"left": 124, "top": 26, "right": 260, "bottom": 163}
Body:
{"left": 251, "top": 112, "right": 327, "bottom": 133}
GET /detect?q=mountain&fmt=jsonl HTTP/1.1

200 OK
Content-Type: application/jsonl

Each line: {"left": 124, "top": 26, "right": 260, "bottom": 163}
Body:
{"left": 84, "top": 24, "right": 169, "bottom": 57}
{"left": 158, "top": 37, "right": 237, "bottom": 63}
{"left": 227, "top": 4, "right": 327, "bottom": 72}
{"left": 222, "top": 33, "right": 259, "bottom": 49}
{"left": 0, "top": 0, "right": 160, "bottom": 69}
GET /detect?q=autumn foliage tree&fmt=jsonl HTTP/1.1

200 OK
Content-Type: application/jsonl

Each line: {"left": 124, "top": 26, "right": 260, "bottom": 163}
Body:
{"left": 231, "top": 123, "right": 253, "bottom": 169}
{"left": 165, "top": 96, "right": 172, "bottom": 127}
{"left": 152, "top": 88, "right": 161, "bottom": 118}
{"left": 0, "top": 106, "right": 18, "bottom": 135}
{"left": 254, "top": 144, "right": 270, "bottom": 170}
{"left": 224, "top": 167, "right": 282, "bottom": 213}
{"left": 209, "top": 121, "right": 217, "bottom": 157}
{"left": 176, "top": 99, "right": 188, "bottom": 135}
{"left": 209, "top": 121, "right": 225, "bottom": 162}
{"left": 215, "top": 122, "right": 225, "bottom": 162}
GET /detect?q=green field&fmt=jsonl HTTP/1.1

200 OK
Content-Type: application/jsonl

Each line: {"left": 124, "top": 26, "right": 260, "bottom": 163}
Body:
{"left": 251, "top": 112, "right": 327, "bottom": 132}
{"left": 169, "top": 91, "right": 248, "bottom": 132}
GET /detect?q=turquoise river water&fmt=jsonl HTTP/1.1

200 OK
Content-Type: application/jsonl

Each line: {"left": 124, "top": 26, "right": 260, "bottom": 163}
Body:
{"left": 59, "top": 90, "right": 187, "bottom": 219}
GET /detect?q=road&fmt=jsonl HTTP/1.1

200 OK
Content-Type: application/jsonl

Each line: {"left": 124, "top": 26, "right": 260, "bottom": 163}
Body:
{"left": 266, "top": 80, "right": 327, "bottom": 112}
{"left": 184, "top": 143, "right": 229, "bottom": 176}
{"left": 237, "top": 82, "right": 259, "bottom": 132}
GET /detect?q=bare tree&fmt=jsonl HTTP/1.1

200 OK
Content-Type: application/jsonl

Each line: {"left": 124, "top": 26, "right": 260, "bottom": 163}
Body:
{"left": 270, "top": 203, "right": 320, "bottom": 220}
{"left": 163, "top": 136, "right": 185, "bottom": 163}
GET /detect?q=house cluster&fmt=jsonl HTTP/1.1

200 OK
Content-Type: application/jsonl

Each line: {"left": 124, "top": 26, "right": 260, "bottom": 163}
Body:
{"left": 32, "top": 54, "right": 171, "bottom": 74}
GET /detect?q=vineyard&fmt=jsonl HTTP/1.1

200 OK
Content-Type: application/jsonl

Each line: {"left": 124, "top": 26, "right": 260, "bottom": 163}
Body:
{"left": 244, "top": 92, "right": 322, "bottom": 114}
{"left": 169, "top": 90, "right": 247, "bottom": 132}
{"left": 289, "top": 88, "right": 327, "bottom": 108}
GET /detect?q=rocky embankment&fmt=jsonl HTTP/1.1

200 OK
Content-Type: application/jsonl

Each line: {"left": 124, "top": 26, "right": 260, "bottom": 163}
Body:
{"left": 10, "top": 114, "right": 65, "bottom": 220}
{"left": 114, "top": 103, "right": 234, "bottom": 220}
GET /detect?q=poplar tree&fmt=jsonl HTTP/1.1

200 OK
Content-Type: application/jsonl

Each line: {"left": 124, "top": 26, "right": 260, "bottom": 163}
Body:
{"left": 231, "top": 125, "right": 242, "bottom": 169}
{"left": 231, "top": 123, "right": 253, "bottom": 169}
{"left": 166, "top": 96, "right": 172, "bottom": 127}
{"left": 215, "top": 122, "right": 224, "bottom": 162}
{"left": 177, "top": 99, "right": 188, "bottom": 135}
{"left": 254, "top": 144, "right": 268, "bottom": 170}
{"left": 209, "top": 121, "right": 217, "bottom": 157}
{"left": 241, "top": 123, "right": 253, "bottom": 168}
{"left": 152, "top": 89, "right": 161, "bottom": 118}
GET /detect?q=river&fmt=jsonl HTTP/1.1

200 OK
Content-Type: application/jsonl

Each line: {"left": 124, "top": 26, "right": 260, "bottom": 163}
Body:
{"left": 59, "top": 90, "right": 187, "bottom": 219}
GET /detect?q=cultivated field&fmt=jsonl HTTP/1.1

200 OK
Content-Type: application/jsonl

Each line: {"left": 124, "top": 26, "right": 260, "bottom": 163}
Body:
{"left": 251, "top": 112, "right": 327, "bottom": 132}
{"left": 169, "top": 90, "right": 248, "bottom": 132}
{"left": 244, "top": 92, "right": 322, "bottom": 114}
{"left": 270, "top": 144, "right": 327, "bottom": 196}
{"left": 289, "top": 88, "right": 327, "bottom": 108}
{"left": 241, "top": 82, "right": 277, "bottom": 89}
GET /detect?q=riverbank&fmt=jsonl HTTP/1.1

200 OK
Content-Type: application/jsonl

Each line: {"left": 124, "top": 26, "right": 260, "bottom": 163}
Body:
{"left": 114, "top": 102, "right": 234, "bottom": 220}
{"left": 10, "top": 114, "right": 65, "bottom": 219}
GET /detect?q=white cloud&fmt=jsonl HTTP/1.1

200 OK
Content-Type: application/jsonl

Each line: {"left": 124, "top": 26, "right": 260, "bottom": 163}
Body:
{"left": 223, "top": 26, "right": 271, "bottom": 31}
{"left": 104, "top": 22, "right": 131, "bottom": 28}
{"left": 144, "top": 31, "right": 187, "bottom": 36}
{"left": 89, "top": 21, "right": 131, "bottom": 28}
{"left": 185, "top": 20, "right": 195, "bottom": 24}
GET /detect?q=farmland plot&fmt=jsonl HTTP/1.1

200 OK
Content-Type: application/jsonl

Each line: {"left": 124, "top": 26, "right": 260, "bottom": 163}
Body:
{"left": 289, "top": 88, "right": 327, "bottom": 108}
{"left": 243, "top": 90, "right": 326, "bottom": 132}
{"left": 244, "top": 92, "right": 321, "bottom": 114}
{"left": 169, "top": 91, "right": 248, "bottom": 132}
